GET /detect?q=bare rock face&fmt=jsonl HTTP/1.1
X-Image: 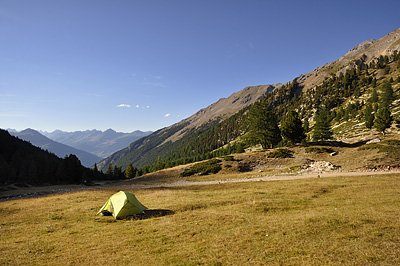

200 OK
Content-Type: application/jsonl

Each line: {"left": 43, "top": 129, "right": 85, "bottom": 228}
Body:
{"left": 366, "top": 138, "right": 381, "bottom": 144}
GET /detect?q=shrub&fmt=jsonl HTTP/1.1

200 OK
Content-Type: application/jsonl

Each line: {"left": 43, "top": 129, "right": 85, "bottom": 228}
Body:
{"left": 180, "top": 159, "right": 222, "bottom": 177}
{"left": 223, "top": 155, "right": 235, "bottom": 161}
{"left": 305, "top": 147, "right": 334, "bottom": 153}
{"left": 382, "top": 139, "right": 400, "bottom": 146}
{"left": 267, "top": 149, "right": 293, "bottom": 158}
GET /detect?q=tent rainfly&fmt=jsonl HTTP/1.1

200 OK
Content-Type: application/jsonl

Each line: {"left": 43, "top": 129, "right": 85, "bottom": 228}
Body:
{"left": 97, "top": 191, "right": 147, "bottom": 219}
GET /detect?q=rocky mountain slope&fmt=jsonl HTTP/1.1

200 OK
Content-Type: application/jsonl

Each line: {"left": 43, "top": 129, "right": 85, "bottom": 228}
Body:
{"left": 43, "top": 129, "right": 152, "bottom": 158}
{"left": 298, "top": 27, "right": 400, "bottom": 89}
{"left": 11, "top": 129, "right": 102, "bottom": 167}
{"left": 160, "top": 84, "right": 281, "bottom": 144}
{"left": 99, "top": 27, "right": 400, "bottom": 172}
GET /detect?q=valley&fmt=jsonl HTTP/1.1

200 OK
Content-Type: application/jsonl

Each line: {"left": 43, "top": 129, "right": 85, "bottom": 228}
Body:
{"left": 1, "top": 25, "right": 400, "bottom": 266}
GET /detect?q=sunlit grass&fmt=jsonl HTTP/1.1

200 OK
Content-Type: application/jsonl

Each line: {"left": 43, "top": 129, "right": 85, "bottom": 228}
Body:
{"left": 1, "top": 173, "right": 400, "bottom": 265}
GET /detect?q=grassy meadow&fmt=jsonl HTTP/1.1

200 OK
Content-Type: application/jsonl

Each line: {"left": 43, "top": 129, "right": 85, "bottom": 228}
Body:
{"left": 1, "top": 173, "right": 400, "bottom": 265}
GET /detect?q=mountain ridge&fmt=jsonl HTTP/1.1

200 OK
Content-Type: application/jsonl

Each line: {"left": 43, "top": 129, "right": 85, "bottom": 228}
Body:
{"left": 11, "top": 129, "right": 102, "bottom": 167}
{"left": 43, "top": 129, "right": 152, "bottom": 158}
{"left": 299, "top": 27, "right": 400, "bottom": 90}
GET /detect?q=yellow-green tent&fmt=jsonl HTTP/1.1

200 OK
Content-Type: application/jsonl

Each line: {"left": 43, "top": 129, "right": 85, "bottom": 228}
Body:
{"left": 97, "top": 191, "right": 147, "bottom": 219}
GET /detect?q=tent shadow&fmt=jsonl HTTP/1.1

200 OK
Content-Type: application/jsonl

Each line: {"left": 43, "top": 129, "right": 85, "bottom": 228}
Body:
{"left": 122, "top": 209, "right": 175, "bottom": 220}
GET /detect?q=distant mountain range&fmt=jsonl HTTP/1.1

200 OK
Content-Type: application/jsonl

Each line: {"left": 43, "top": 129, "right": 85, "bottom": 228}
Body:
{"left": 10, "top": 129, "right": 103, "bottom": 167}
{"left": 42, "top": 129, "right": 152, "bottom": 158}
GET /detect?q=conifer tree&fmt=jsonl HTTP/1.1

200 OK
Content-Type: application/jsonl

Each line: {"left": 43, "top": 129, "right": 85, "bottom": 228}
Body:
{"left": 312, "top": 109, "right": 333, "bottom": 141}
{"left": 125, "top": 163, "right": 135, "bottom": 179}
{"left": 364, "top": 103, "right": 374, "bottom": 129}
{"left": 113, "top": 165, "right": 122, "bottom": 179}
{"left": 303, "top": 118, "right": 310, "bottom": 133}
{"left": 246, "top": 102, "right": 281, "bottom": 149}
{"left": 371, "top": 78, "right": 377, "bottom": 88}
{"left": 235, "top": 143, "right": 245, "bottom": 153}
{"left": 374, "top": 106, "right": 392, "bottom": 134}
{"left": 380, "top": 79, "right": 394, "bottom": 106}
{"left": 369, "top": 88, "right": 378, "bottom": 103}
{"left": 106, "top": 163, "right": 113, "bottom": 178}
{"left": 281, "top": 110, "right": 305, "bottom": 144}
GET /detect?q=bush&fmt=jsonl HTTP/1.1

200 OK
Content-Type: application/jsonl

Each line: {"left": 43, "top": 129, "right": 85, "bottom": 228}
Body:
{"left": 305, "top": 147, "right": 334, "bottom": 153}
{"left": 267, "top": 149, "right": 293, "bottom": 158}
{"left": 223, "top": 155, "right": 235, "bottom": 161}
{"left": 382, "top": 139, "right": 400, "bottom": 146}
{"left": 180, "top": 159, "right": 222, "bottom": 177}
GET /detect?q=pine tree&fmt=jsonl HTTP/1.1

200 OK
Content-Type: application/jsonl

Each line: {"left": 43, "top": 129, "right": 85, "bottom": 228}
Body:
{"left": 369, "top": 88, "right": 379, "bottom": 103}
{"left": 105, "top": 163, "right": 113, "bottom": 178}
{"left": 374, "top": 106, "right": 392, "bottom": 134}
{"left": 246, "top": 102, "right": 281, "bottom": 149}
{"left": 125, "top": 163, "right": 135, "bottom": 179}
{"left": 281, "top": 110, "right": 305, "bottom": 144}
{"left": 364, "top": 103, "right": 374, "bottom": 129}
{"left": 380, "top": 79, "right": 394, "bottom": 106}
{"left": 384, "top": 64, "right": 391, "bottom": 75}
{"left": 371, "top": 78, "right": 377, "bottom": 88}
{"left": 113, "top": 165, "right": 122, "bottom": 179}
{"left": 235, "top": 143, "right": 245, "bottom": 153}
{"left": 64, "top": 154, "right": 83, "bottom": 183}
{"left": 312, "top": 109, "right": 333, "bottom": 141}
{"left": 303, "top": 118, "right": 310, "bottom": 133}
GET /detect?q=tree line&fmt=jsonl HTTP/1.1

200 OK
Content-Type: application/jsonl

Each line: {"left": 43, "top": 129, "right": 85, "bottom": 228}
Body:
{"left": 0, "top": 129, "right": 105, "bottom": 184}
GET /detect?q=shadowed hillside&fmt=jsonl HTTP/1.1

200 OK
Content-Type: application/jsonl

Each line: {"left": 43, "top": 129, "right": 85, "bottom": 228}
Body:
{"left": 0, "top": 129, "right": 105, "bottom": 185}
{"left": 11, "top": 129, "right": 102, "bottom": 167}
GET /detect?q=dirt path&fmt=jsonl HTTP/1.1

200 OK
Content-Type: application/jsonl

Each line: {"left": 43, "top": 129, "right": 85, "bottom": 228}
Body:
{"left": 2, "top": 170, "right": 399, "bottom": 201}
{"left": 118, "top": 170, "right": 400, "bottom": 190}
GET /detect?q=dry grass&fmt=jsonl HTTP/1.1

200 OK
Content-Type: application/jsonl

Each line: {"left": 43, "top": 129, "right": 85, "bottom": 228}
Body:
{"left": 1, "top": 173, "right": 400, "bottom": 265}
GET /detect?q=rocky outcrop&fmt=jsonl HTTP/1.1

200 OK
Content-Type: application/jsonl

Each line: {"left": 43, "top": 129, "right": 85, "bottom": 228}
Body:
{"left": 301, "top": 160, "right": 340, "bottom": 173}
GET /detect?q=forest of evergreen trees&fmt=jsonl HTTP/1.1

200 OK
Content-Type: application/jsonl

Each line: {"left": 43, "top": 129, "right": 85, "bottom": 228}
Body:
{"left": 0, "top": 129, "right": 105, "bottom": 185}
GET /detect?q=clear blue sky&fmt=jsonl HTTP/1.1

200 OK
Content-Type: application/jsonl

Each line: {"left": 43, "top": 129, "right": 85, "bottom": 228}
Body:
{"left": 1, "top": 0, "right": 399, "bottom": 132}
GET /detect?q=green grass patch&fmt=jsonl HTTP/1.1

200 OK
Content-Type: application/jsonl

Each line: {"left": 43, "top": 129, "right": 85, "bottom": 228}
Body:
{"left": 382, "top": 139, "right": 400, "bottom": 146}
{"left": 180, "top": 159, "right": 222, "bottom": 177}
{"left": 305, "top": 147, "right": 334, "bottom": 153}
{"left": 267, "top": 148, "right": 293, "bottom": 158}
{"left": 359, "top": 139, "right": 400, "bottom": 163}
{"left": 223, "top": 155, "right": 235, "bottom": 161}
